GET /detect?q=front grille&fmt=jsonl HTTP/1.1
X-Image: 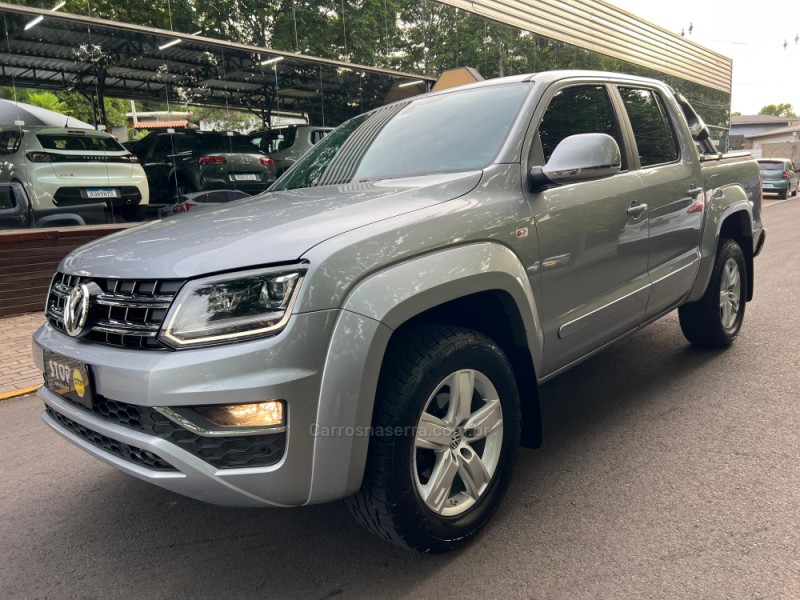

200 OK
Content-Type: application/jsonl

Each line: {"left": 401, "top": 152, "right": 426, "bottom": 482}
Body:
{"left": 46, "top": 272, "right": 183, "bottom": 349}
{"left": 58, "top": 395, "right": 286, "bottom": 469}
{"left": 45, "top": 405, "right": 176, "bottom": 471}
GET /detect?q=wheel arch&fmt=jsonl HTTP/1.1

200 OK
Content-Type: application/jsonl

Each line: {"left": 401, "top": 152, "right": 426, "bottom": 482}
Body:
{"left": 307, "top": 243, "right": 543, "bottom": 504}
{"left": 688, "top": 188, "right": 754, "bottom": 303}
{"left": 718, "top": 209, "right": 754, "bottom": 301}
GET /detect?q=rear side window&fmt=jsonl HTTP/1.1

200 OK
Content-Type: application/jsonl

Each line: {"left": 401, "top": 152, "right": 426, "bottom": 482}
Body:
{"left": 261, "top": 128, "right": 297, "bottom": 153}
{"left": 36, "top": 133, "right": 125, "bottom": 152}
{"left": 618, "top": 87, "right": 679, "bottom": 167}
{"left": 537, "top": 86, "right": 625, "bottom": 166}
{"left": 310, "top": 129, "right": 328, "bottom": 144}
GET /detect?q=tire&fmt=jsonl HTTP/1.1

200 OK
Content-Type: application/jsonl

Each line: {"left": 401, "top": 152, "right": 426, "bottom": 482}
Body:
{"left": 779, "top": 186, "right": 789, "bottom": 199}
{"left": 678, "top": 238, "right": 746, "bottom": 348}
{"left": 170, "top": 175, "right": 193, "bottom": 199}
{"left": 347, "top": 325, "right": 521, "bottom": 553}
{"left": 793, "top": 184, "right": 798, "bottom": 197}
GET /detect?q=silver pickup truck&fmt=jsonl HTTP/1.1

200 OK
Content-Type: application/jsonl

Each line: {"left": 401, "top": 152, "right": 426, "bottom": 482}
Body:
{"left": 33, "top": 71, "right": 765, "bottom": 553}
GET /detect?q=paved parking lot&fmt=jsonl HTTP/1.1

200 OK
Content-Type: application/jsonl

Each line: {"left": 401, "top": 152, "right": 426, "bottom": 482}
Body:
{"left": 0, "top": 197, "right": 798, "bottom": 599}
{"left": 0, "top": 311, "right": 44, "bottom": 396}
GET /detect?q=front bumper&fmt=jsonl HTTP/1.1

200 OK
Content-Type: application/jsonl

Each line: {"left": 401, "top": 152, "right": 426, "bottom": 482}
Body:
{"left": 34, "top": 310, "right": 342, "bottom": 507}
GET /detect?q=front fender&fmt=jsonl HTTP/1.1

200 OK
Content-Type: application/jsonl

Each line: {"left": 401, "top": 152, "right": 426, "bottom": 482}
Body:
{"left": 306, "top": 242, "right": 541, "bottom": 503}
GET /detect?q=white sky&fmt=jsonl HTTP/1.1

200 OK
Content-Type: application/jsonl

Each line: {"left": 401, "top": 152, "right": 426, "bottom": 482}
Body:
{"left": 608, "top": 0, "right": 800, "bottom": 114}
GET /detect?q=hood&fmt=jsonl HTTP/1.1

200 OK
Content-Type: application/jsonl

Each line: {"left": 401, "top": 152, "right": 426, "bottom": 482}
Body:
{"left": 62, "top": 171, "right": 482, "bottom": 279}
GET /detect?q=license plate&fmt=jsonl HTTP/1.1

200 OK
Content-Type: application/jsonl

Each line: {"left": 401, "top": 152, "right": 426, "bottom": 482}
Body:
{"left": 43, "top": 350, "right": 93, "bottom": 409}
{"left": 86, "top": 188, "right": 119, "bottom": 198}
{"left": 232, "top": 174, "right": 258, "bottom": 181}
{"left": 763, "top": 183, "right": 774, "bottom": 188}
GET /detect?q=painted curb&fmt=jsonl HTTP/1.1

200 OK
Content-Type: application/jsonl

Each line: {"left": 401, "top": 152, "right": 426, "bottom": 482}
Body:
{"left": 0, "top": 385, "right": 40, "bottom": 401}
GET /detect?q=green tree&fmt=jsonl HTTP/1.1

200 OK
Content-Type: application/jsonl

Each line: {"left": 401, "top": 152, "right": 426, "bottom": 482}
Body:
{"left": 759, "top": 103, "right": 796, "bottom": 117}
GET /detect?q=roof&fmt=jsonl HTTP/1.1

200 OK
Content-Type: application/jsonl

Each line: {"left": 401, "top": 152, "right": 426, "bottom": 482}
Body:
{"left": 731, "top": 115, "right": 796, "bottom": 125}
{"left": 745, "top": 124, "right": 800, "bottom": 139}
{"left": 0, "top": 3, "right": 434, "bottom": 127}
{"left": 131, "top": 120, "right": 193, "bottom": 129}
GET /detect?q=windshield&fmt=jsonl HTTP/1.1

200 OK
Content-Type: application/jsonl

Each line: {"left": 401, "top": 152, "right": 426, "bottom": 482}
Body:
{"left": 36, "top": 133, "right": 126, "bottom": 152}
{"left": 271, "top": 83, "right": 530, "bottom": 191}
{"left": 197, "top": 133, "right": 260, "bottom": 153}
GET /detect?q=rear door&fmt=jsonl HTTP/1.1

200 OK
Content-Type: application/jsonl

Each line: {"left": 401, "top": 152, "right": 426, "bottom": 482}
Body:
{"left": 524, "top": 83, "right": 650, "bottom": 375}
{"left": 143, "top": 133, "right": 178, "bottom": 198}
{"left": 612, "top": 86, "right": 704, "bottom": 317}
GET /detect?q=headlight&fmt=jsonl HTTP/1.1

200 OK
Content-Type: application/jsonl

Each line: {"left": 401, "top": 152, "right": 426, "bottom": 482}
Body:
{"left": 159, "top": 267, "right": 305, "bottom": 348}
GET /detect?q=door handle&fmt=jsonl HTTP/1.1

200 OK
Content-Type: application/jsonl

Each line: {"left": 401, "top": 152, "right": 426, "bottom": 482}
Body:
{"left": 687, "top": 186, "right": 703, "bottom": 199}
{"left": 627, "top": 201, "right": 648, "bottom": 217}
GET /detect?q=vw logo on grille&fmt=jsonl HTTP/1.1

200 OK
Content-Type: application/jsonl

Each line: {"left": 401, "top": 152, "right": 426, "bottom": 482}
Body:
{"left": 64, "top": 283, "right": 90, "bottom": 337}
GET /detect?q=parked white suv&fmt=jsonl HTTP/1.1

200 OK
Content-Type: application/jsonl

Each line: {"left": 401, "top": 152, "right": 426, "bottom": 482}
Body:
{"left": 0, "top": 127, "right": 149, "bottom": 223}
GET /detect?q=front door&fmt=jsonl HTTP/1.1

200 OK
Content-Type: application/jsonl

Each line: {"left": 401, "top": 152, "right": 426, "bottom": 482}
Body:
{"left": 524, "top": 83, "right": 650, "bottom": 376}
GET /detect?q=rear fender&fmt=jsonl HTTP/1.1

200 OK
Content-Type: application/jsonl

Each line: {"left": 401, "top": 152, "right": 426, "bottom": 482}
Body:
{"left": 687, "top": 184, "right": 752, "bottom": 303}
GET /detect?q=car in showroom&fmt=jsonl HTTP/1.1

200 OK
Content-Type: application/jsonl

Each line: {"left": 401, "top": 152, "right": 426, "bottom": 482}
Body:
{"left": 0, "top": 126, "right": 149, "bottom": 223}
{"left": 131, "top": 129, "right": 276, "bottom": 202}
{"left": 756, "top": 158, "right": 798, "bottom": 199}
{"left": 160, "top": 189, "right": 251, "bottom": 216}
{"left": 250, "top": 124, "right": 333, "bottom": 176}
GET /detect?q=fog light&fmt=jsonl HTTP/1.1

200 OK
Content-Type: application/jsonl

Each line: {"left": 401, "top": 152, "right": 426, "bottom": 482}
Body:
{"left": 195, "top": 401, "right": 284, "bottom": 428}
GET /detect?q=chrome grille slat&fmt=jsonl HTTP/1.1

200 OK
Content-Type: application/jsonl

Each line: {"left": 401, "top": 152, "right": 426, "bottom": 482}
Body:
{"left": 95, "top": 293, "right": 172, "bottom": 308}
{"left": 46, "top": 272, "right": 182, "bottom": 350}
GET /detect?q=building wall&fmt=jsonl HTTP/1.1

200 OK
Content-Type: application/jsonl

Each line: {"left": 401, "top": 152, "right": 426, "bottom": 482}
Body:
{"left": 762, "top": 142, "right": 800, "bottom": 165}
{"left": 752, "top": 132, "right": 800, "bottom": 154}
{"left": 732, "top": 123, "right": 797, "bottom": 138}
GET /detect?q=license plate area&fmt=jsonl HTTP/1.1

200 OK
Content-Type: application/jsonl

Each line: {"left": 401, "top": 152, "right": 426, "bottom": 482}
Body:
{"left": 232, "top": 173, "right": 258, "bottom": 181}
{"left": 43, "top": 350, "right": 93, "bottom": 409}
{"left": 85, "top": 188, "right": 119, "bottom": 199}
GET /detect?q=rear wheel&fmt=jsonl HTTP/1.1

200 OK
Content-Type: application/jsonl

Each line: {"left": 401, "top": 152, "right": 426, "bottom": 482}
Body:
{"left": 347, "top": 325, "right": 521, "bottom": 553}
{"left": 170, "top": 175, "right": 194, "bottom": 199}
{"left": 679, "top": 238, "right": 746, "bottom": 347}
{"left": 779, "top": 186, "right": 789, "bottom": 199}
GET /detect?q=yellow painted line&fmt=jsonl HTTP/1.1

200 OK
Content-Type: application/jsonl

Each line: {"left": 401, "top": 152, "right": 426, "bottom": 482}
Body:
{"left": 0, "top": 385, "right": 40, "bottom": 401}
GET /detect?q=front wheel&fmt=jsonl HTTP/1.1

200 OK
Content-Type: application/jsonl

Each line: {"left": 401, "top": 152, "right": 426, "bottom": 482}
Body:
{"left": 347, "top": 325, "right": 521, "bottom": 553}
{"left": 679, "top": 238, "right": 746, "bottom": 347}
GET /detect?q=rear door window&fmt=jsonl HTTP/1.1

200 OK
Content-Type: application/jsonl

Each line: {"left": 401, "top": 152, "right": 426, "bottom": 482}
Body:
{"left": 618, "top": 87, "right": 679, "bottom": 167}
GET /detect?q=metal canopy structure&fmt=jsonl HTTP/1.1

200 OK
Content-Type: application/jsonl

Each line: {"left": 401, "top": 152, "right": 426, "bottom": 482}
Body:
{"left": 0, "top": 3, "right": 434, "bottom": 127}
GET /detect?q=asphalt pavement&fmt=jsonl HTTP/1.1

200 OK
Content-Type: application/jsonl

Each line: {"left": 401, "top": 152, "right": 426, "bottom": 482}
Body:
{"left": 1, "top": 197, "right": 798, "bottom": 599}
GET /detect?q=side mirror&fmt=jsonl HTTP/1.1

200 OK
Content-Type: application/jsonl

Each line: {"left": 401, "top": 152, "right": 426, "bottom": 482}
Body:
{"left": 529, "top": 133, "right": 622, "bottom": 192}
